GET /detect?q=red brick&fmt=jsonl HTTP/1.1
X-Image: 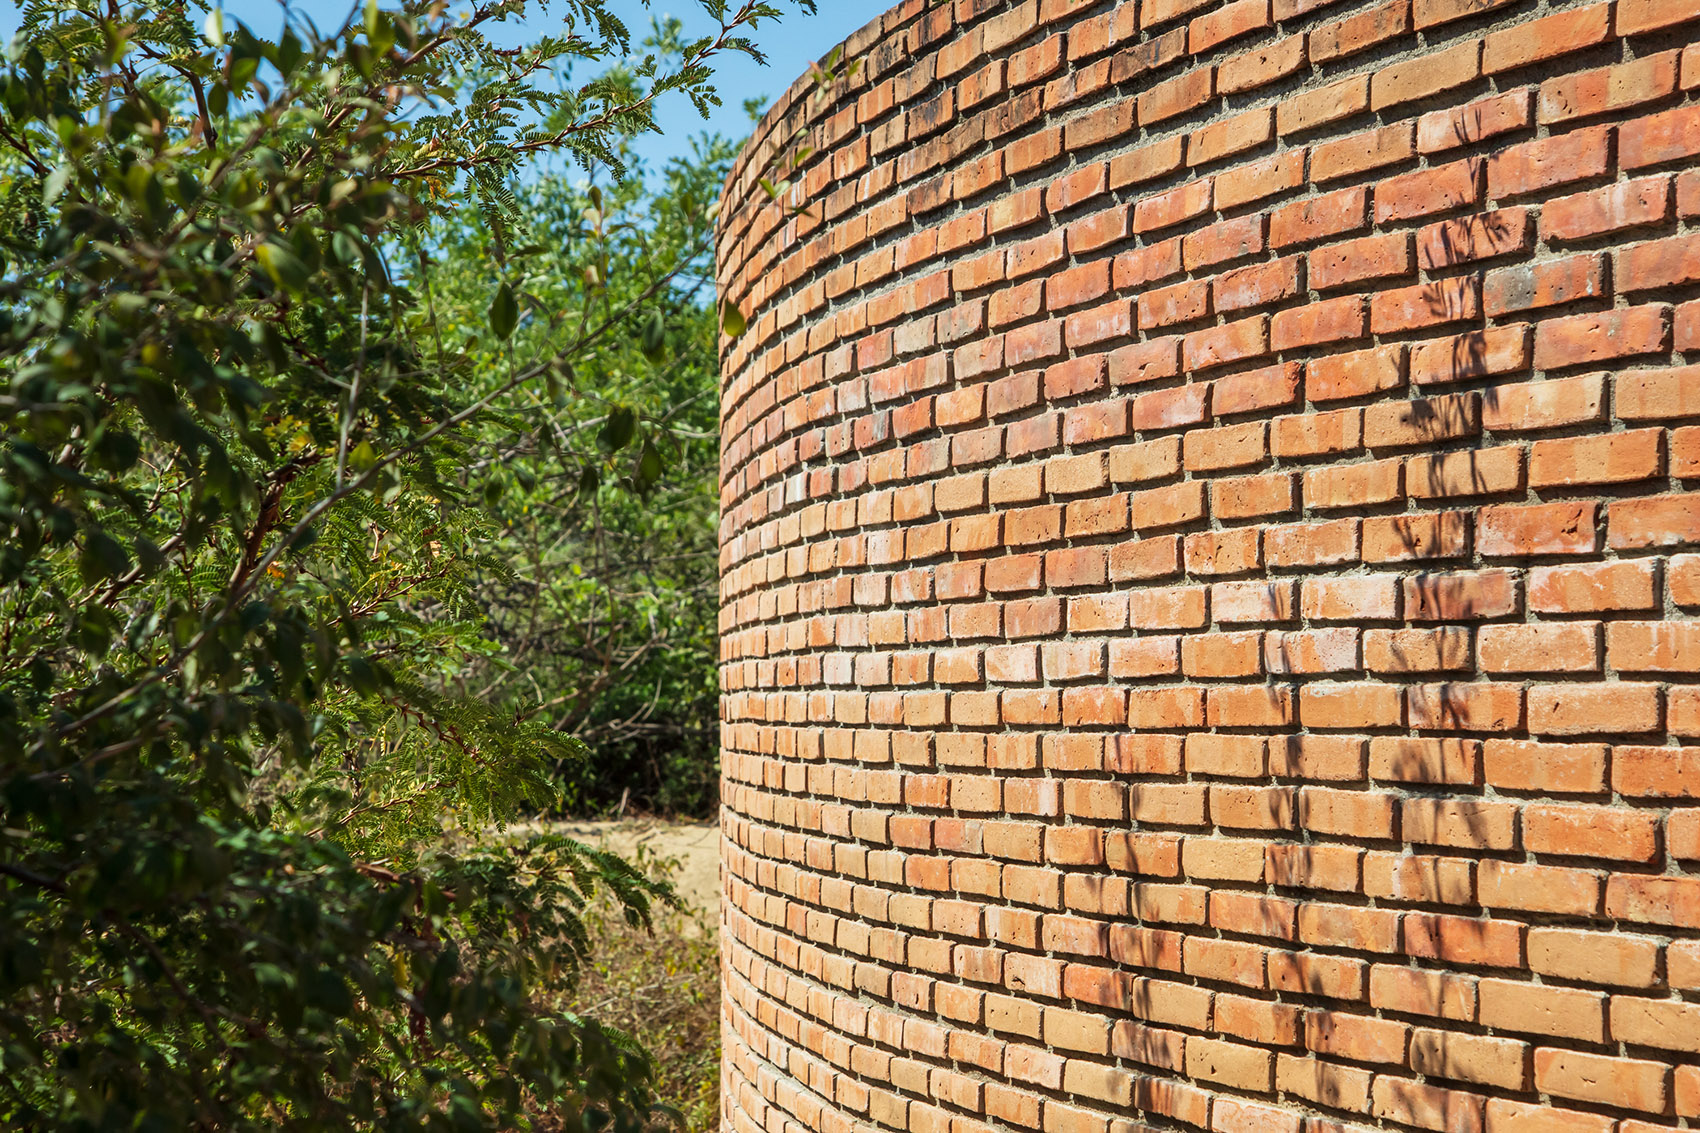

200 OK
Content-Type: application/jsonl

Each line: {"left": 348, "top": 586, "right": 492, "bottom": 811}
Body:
{"left": 1375, "top": 157, "right": 1481, "bottom": 223}
{"left": 1535, "top": 1050, "right": 1670, "bottom": 1113}
{"left": 1486, "top": 126, "right": 1610, "bottom": 199}
{"left": 1483, "top": 740, "right": 1606, "bottom": 793}
{"left": 1618, "top": 232, "right": 1700, "bottom": 293}
{"left": 1609, "top": 492, "right": 1700, "bottom": 549}
{"left": 1607, "top": 873, "right": 1700, "bottom": 929}
{"left": 1530, "top": 561, "right": 1657, "bottom": 614}
{"left": 1181, "top": 214, "right": 1266, "bottom": 270}
{"left": 1272, "top": 297, "right": 1366, "bottom": 351}
{"left": 1370, "top": 276, "right": 1481, "bottom": 333}
{"left": 1483, "top": 3, "right": 1611, "bottom": 73}
{"left": 1533, "top": 305, "right": 1669, "bottom": 370}
{"left": 1527, "top": 682, "right": 1662, "bottom": 735}
{"left": 1310, "top": 233, "right": 1413, "bottom": 291}
{"left": 1543, "top": 176, "right": 1671, "bottom": 243}
{"left": 1539, "top": 51, "right": 1678, "bottom": 125}
{"left": 1372, "top": 39, "right": 1480, "bottom": 112}
{"left": 1310, "top": 0, "right": 1409, "bottom": 64}
{"left": 1278, "top": 75, "right": 1371, "bottom": 136}
{"left": 1413, "top": 0, "right": 1515, "bottom": 26}
{"left": 1416, "top": 208, "right": 1530, "bottom": 269}
{"left": 1619, "top": 0, "right": 1700, "bottom": 32}
{"left": 1138, "top": 67, "right": 1213, "bottom": 126}
{"left": 1307, "top": 344, "right": 1405, "bottom": 402}
{"left": 1620, "top": 104, "right": 1700, "bottom": 170}
{"left": 1312, "top": 123, "right": 1415, "bottom": 183}
{"left": 1424, "top": 93, "right": 1529, "bottom": 159}
{"left": 1215, "top": 151, "right": 1306, "bottom": 210}
{"left": 1483, "top": 253, "right": 1605, "bottom": 317}
{"left": 1410, "top": 325, "right": 1530, "bottom": 387}
{"left": 1270, "top": 186, "right": 1369, "bottom": 248}
{"left": 1219, "top": 34, "right": 1306, "bottom": 96}
{"left": 1184, "top": 316, "right": 1270, "bottom": 372}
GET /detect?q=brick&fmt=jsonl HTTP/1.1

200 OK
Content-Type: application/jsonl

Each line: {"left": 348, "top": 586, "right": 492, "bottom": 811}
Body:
{"left": 1405, "top": 683, "right": 1522, "bottom": 732}
{"left": 1620, "top": 104, "right": 1700, "bottom": 170}
{"left": 1481, "top": 859, "right": 1601, "bottom": 916}
{"left": 1609, "top": 997, "right": 1700, "bottom": 1055}
{"left": 1219, "top": 34, "right": 1306, "bottom": 95}
{"left": 1540, "top": 51, "right": 1678, "bottom": 125}
{"left": 1483, "top": 740, "right": 1606, "bottom": 793}
{"left": 1483, "top": 253, "right": 1605, "bottom": 317}
{"left": 1529, "top": 429, "right": 1664, "bottom": 488}
{"left": 1308, "top": 345, "right": 1405, "bottom": 403}
{"left": 1535, "top": 1050, "right": 1669, "bottom": 1113}
{"left": 1311, "top": 0, "right": 1409, "bottom": 64}
{"left": 1617, "top": 364, "right": 1700, "bottom": 420}
{"left": 1404, "top": 912, "right": 1524, "bottom": 968}
{"left": 1417, "top": 208, "right": 1530, "bottom": 269}
{"left": 1310, "top": 233, "right": 1413, "bottom": 291}
{"left": 1405, "top": 446, "right": 1523, "bottom": 499}
{"left": 1544, "top": 177, "right": 1670, "bottom": 243}
{"left": 1188, "top": 108, "right": 1274, "bottom": 168}
{"left": 1418, "top": 89, "right": 1530, "bottom": 153}
{"left": 1620, "top": 0, "right": 1700, "bottom": 32}
{"left": 1364, "top": 392, "right": 1480, "bottom": 449}
{"left": 1272, "top": 297, "right": 1366, "bottom": 351}
{"left": 1609, "top": 493, "right": 1700, "bottom": 549}
{"left": 1372, "top": 40, "right": 1480, "bottom": 112}
{"left": 1366, "top": 627, "right": 1473, "bottom": 673}
{"left": 1528, "top": 928, "right": 1658, "bottom": 987}
{"left": 1479, "top": 623, "right": 1599, "bottom": 673}
{"left": 1376, "top": 158, "right": 1481, "bottom": 223}
{"left": 1278, "top": 75, "right": 1371, "bottom": 136}
{"left": 1486, "top": 127, "right": 1610, "bottom": 199}
{"left": 1372, "top": 967, "right": 1475, "bottom": 1027}
{"left": 1619, "top": 232, "right": 1700, "bottom": 293}
{"left": 1312, "top": 123, "right": 1415, "bottom": 183}
{"left": 1608, "top": 873, "right": 1700, "bottom": 928}
{"left": 1369, "top": 276, "right": 1481, "bottom": 334}
{"left": 1527, "top": 682, "right": 1662, "bottom": 735}
{"left": 1534, "top": 305, "right": 1670, "bottom": 370}
{"left": 1525, "top": 802, "right": 1658, "bottom": 861}
{"left": 1411, "top": 325, "right": 1530, "bottom": 387}
{"left": 1138, "top": 67, "right": 1213, "bottom": 126}
{"left": 1483, "top": 4, "right": 1610, "bottom": 73}
{"left": 1216, "top": 151, "right": 1306, "bottom": 210}
{"left": 1370, "top": 1077, "right": 1486, "bottom": 1133}
{"left": 1270, "top": 186, "right": 1369, "bottom": 248}
{"left": 1410, "top": 1028, "right": 1528, "bottom": 1090}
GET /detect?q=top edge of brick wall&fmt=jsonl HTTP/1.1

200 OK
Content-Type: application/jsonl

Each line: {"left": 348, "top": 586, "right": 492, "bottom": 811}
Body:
{"left": 720, "top": 4, "right": 910, "bottom": 227}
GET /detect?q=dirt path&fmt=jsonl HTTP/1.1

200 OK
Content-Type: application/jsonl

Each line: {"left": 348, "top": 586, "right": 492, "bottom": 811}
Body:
{"left": 551, "top": 818, "right": 720, "bottom": 919}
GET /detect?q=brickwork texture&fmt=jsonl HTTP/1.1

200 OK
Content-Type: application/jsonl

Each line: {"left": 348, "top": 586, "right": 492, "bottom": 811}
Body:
{"left": 713, "top": 3, "right": 1700, "bottom": 1133}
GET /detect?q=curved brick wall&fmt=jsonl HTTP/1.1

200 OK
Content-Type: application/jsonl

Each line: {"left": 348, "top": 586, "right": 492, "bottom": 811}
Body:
{"left": 715, "top": 4, "right": 1700, "bottom": 1133}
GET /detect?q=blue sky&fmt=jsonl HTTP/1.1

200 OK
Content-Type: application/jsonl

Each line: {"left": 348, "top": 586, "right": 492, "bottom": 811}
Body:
{"left": 0, "top": 1, "right": 874, "bottom": 174}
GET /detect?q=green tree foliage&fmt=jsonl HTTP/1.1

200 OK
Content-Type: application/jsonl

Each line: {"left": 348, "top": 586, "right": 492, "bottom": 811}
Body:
{"left": 0, "top": 0, "right": 799, "bottom": 1127}
{"left": 423, "top": 132, "right": 732, "bottom": 818}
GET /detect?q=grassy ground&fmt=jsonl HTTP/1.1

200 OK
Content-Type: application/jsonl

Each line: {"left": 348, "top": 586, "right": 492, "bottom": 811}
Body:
{"left": 558, "top": 835, "right": 721, "bottom": 1132}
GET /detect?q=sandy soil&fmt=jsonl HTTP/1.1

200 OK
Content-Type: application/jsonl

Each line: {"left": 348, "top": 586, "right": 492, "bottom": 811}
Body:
{"left": 551, "top": 818, "right": 721, "bottom": 918}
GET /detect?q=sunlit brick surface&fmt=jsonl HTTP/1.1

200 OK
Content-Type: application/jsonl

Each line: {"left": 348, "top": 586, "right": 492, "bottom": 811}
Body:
{"left": 715, "top": 3, "right": 1700, "bottom": 1133}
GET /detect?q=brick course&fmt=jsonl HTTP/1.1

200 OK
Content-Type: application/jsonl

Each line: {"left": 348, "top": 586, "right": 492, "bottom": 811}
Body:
{"left": 714, "top": 3, "right": 1700, "bottom": 1133}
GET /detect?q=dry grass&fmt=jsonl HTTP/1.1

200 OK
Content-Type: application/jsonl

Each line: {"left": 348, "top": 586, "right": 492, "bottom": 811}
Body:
{"left": 558, "top": 843, "right": 721, "bottom": 1132}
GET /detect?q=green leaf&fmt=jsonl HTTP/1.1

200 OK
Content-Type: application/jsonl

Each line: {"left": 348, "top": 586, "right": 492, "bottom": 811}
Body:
{"left": 256, "top": 241, "right": 309, "bottom": 293}
{"left": 721, "top": 298, "right": 746, "bottom": 338}
{"left": 640, "top": 309, "right": 665, "bottom": 361}
{"left": 489, "top": 282, "right": 518, "bottom": 339}
{"left": 635, "top": 440, "right": 663, "bottom": 489}
{"left": 598, "top": 407, "right": 637, "bottom": 453}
